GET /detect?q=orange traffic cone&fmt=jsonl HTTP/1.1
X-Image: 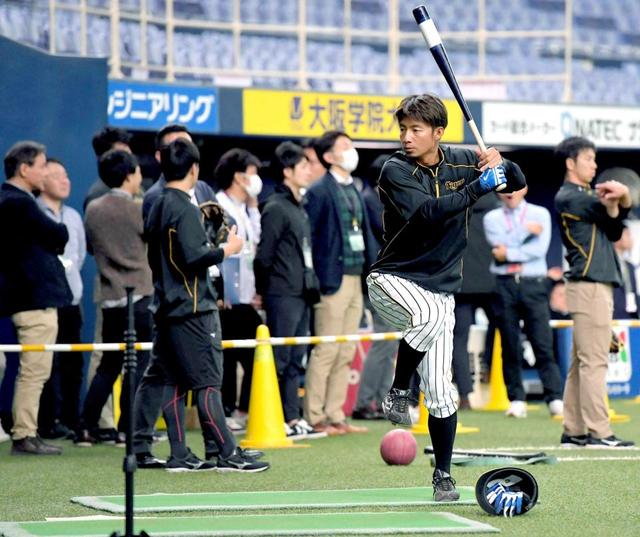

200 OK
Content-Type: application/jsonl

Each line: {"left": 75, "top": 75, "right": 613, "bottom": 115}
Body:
{"left": 481, "top": 329, "right": 510, "bottom": 411}
{"left": 240, "top": 325, "right": 301, "bottom": 449}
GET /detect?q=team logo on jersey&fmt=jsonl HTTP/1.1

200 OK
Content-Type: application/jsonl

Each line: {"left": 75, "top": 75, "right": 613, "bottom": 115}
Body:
{"left": 444, "top": 178, "right": 465, "bottom": 191}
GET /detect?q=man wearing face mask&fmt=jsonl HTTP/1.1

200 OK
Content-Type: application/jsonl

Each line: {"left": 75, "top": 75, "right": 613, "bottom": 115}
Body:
{"left": 214, "top": 149, "right": 264, "bottom": 430}
{"left": 303, "top": 130, "right": 377, "bottom": 435}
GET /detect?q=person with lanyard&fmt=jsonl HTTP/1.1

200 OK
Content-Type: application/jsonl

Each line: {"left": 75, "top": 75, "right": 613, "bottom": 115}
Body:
{"left": 483, "top": 186, "right": 564, "bottom": 419}
{"left": 254, "top": 141, "right": 319, "bottom": 438}
{"left": 303, "top": 130, "right": 377, "bottom": 436}
{"left": 213, "top": 148, "right": 264, "bottom": 430}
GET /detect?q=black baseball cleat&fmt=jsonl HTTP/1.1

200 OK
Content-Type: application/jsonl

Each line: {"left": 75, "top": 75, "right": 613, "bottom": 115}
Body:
{"left": 206, "top": 446, "right": 265, "bottom": 463}
{"left": 432, "top": 469, "right": 460, "bottom": 502}
{"left": 560, "top": 433, "right": 588, "bottom": 447}
{"left": 216, "top": 447, "right": 270, "bottom": 473}
{"left": 381, "top": 388, "right": 415, "bottom": 426}
{"left": 585, "top": 435, "right": 635, "bottom": 448}
{"left": 165, "top": 450, "right": 217, "bottom": 472}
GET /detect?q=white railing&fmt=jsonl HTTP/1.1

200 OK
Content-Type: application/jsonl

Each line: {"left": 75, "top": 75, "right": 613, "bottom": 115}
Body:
{"left": 6, "top": 0, "right": 573, "bottom": 99}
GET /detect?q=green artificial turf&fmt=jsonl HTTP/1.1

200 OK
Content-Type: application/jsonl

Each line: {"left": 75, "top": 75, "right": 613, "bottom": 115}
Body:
{"left": 1, "top": 400, "right": 639, "bottom": 537}
{"left": 0, "top": 511, "right": 498, "bottom": 536}
{"left": 71, "top": 486, "right": 476, "bottom": 513}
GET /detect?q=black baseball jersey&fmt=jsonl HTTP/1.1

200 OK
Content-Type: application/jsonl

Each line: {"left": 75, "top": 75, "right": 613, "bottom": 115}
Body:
{"left": 554, "top": 182, "right": 628, "bottom": 286}
{"left": 145, "top": 187, "right": 224, "bottom": 318}
{"left": 370, "top": 147, "right": 526, "bottom": 293}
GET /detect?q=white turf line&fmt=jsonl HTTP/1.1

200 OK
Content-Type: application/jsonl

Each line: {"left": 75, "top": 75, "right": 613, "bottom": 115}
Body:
{"left": 476, "top": 445, "right": 640, "bottom": 451}
{"left": 557, "top": 456, "right": 640, "bottom": 462}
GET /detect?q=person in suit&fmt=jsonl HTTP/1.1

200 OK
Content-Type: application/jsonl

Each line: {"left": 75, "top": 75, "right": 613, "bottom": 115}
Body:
{"left": 0, "top": 141, "right": 72, "bottom": 455}
{"left": 303, "top": 130, "right": 377, "bottom": 435}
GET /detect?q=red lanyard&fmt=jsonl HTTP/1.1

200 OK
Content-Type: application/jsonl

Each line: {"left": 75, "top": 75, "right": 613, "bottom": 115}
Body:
{"left": 503, "top": 203, "right": 527, "bottom": 232}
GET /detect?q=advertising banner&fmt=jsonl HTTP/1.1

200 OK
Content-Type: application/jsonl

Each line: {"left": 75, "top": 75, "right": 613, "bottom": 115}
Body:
{"left": 108, "top": 80, "right": 219, "bottom": 133}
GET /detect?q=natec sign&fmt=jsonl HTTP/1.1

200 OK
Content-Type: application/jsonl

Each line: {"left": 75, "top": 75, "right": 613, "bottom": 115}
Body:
{"left": 482, "top": 102, "right": 640, "bottom": 149}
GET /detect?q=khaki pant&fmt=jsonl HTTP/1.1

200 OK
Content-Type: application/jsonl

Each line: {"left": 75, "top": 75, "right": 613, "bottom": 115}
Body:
{"left": 564, "top": 281, "right": 613, "bottom": 438}
{"left": 11, "top": 308, "right": 58, "bottom": 440}
{"left": 304, "top": 275, "right": 363, "bottom": 425}
{"left": 87, "top": 305, "right": 115, "bottom": 430}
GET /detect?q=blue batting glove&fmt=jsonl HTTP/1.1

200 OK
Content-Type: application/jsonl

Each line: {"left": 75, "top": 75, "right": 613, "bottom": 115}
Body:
{"left": 478, "top": 165, "right": 507, "bottom": 192}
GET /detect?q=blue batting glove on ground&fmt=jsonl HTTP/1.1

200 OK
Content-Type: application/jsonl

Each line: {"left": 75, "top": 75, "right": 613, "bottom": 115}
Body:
{"left": 478, "top": 165, "right": 507, "bottom": 192}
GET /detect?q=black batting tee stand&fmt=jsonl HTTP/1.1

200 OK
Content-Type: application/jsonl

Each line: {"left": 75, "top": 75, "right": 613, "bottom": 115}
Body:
{"left": 110, "top": 287, "right": 149, "bottom": 537}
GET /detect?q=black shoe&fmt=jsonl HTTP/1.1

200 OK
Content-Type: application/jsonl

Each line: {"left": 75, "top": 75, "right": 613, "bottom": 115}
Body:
{"left": 11, "top": 436, "right": 62, "bottom": 455}
{"left": 74, "top": 429, "right": 96, "bottom": 447}
{"left": 166, "top": 450, "right": 217, "bottom": 472}
{"left": 560, "top": 433, "right": 588, "bottom": 447}
{"left": 432, "top": 469, "right": 460, "bottom": 502}
{"left": 94, "top": 428, "right": 117, "bottom": 444}
{"left": 40, "top": 421, "right": 72, "bottom": 440}
{"left": 216, "top": 447, "right": 270, "bottom": 473}
{"left": 152, "top": 431, "right": 168, "bottom": 443}
{"left": 136, "top": 452, "right": 166, "bottom": 469}
{"left": 206, "top": 446, "right": 265, "bottom": 462}
{"left": 585, "top": 435, "right": 635, "bottom": 448}
{"left": 351, "top": 407, "right": 385, "bottom": 420}
{"left": 381, "top": 388, "right": 416, "bottom": 426}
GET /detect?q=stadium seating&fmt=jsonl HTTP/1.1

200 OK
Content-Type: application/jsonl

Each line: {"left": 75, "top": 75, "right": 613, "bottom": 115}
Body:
{"left": 1, "top": 0, "right": 640, "bottom": 105}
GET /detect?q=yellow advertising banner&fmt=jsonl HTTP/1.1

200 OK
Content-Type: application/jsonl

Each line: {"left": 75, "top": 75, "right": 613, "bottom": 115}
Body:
{"left": 242, "top": 89, "right": 464, "bottom": 142}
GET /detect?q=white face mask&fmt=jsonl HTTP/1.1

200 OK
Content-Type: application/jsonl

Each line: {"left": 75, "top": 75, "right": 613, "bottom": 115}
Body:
{"left": 338, "top": 147, "right": 359, "bottom": 173}
{"left": 243, "top": 174, "right": 263, "bottom": 198}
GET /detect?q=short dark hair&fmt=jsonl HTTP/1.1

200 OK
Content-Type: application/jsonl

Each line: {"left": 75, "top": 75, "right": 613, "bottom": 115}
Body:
{"left": 160, "top": 138, "right": 200, "bottom": 182}
{"left": 314, "top": 131, "right": 351, "bottom": 169}
{"left": 46, "top": 157, "right": 64, "bottom": 167}
{"left": 272, "top": 142, "right": 307, "bottom": 180}
{"left": 98, "top": 149, "right": 138, "bottom": 188}
{"left": 394, "top": 94, "right": 448, "bottom": 130}
{"left": 92, "top": 127, "right": 131, "bottom": 158}
{"left": 214, "top": 148, "right": 261, "bottom": 190}
{"left": 155, "top": 124, "right": 190, "bottom": 151}
{"left": 555, "top": 136, "right": 596, "bottom": 162}
{"left": 4, "top": 141, "right": 46, "bottom": 180}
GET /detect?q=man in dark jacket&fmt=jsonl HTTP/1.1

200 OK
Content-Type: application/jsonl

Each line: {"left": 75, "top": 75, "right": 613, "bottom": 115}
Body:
{"left": 303, "top": 130, "right": 377, "bottom": 436}
{"left": 367, "top": 94, "right": 526, "bottom": 501}
{"left": 83, "top": 127, "right": 132, "bottom": 211}
{"left": 142, "top": 124, "right": 217, "bottom": 221}
{"left": 254, "top": 142, "right": 317, "bottom": 438}
{"left": 0, "top": 141, "right": 72, "bottom": 455}
{"left": 554, "top": 136, "right": 634, "bottom": 448}
{"left": 138, "top": 138, "right": 269, "bottom": 472}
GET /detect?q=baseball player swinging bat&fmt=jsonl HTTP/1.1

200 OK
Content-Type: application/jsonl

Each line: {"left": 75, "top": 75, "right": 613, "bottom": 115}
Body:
{"left": 413, "top": 5, "right": 506, "bottom": 191}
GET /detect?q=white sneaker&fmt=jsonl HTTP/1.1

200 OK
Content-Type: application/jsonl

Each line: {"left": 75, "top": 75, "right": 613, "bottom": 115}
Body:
{"left": 0, "top": 428, "right": 10, "bottom": 444}
{"left": 286, "top": 419, "right": 326, "bottom": 439}
{"left": 225, "top": 416, "right": 245, "bottom": 432}
{"left": 548, "top": 399, "right": 564, "bottom": 417}
{"left": 505, "top": 400, "right": 527, "bottom": 418}
{"left": 231, "top": 410, "right": 248, "bottom": 428}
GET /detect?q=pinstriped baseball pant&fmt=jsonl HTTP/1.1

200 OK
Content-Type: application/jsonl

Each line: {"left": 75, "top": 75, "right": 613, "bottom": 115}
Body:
{"left": 367, "top": 272, "right": 458, "bottom": 418}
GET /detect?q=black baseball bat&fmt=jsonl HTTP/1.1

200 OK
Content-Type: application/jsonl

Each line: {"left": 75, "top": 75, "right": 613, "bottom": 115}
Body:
{"left": 413, "top": 5, "right": 486, "bottom": 151}
{"left": 414, "top": 4, "right": 508, "bottom": 194}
